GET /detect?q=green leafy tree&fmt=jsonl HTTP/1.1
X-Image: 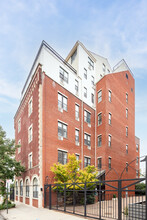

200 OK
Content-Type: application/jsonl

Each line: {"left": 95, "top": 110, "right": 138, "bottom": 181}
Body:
{"left": 0, "top": 125, "right": 25, "bottom": 204}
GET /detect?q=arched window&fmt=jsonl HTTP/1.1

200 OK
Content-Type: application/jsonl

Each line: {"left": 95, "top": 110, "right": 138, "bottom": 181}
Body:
{"left": 20, "top": 180, "right": 23, "bottom": 196}
{"left": 33, "top": 177, "right": 38, "bottom": 198}
{"left": 16, "top": 181, "right": 18, "bottom": 195}
{"left": 26, "top": 179, "right": 29, "bottom": 197}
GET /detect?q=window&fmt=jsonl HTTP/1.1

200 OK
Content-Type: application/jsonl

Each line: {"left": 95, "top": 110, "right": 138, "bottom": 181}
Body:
{"left": 84, "top": 110, "right": 91, "bottom": 124}
{"left": 26, "top": 179, "right": 29, "bottom": 197}
{"left": 108, "top": 135, "right": 111, "bottom": 147}
{"left": 28, "top": 124, "right": 33, "bottom": 143}
{"left": 126, "top": 109, "right": 128, "bottom": 119}
{"left": 76, "top": 154, "right": 79, "bottom": 161}
{"left": 91, "top": 76, "right": 94, "bottom": 85}
{"left": 126, "top": 127, "right": 128, "bottom": 137}
{"left": 126, "top": 145, "right": 128, "bottom": 154}
{"left": 84, "top": 68, "right": 87, "bottom": 79}
{"left": 28, "top": 153, "right": 32, "bottom": 169}
{"left": 58, "top": 121, "right": 67, "bottom": 138}
{"left": 109, "top": 113, "right": 111, "bottom": 125}
{"left": 28, "top": 97, "right": 33, "bottom": 116}
{"left": 98, "top": 135, "right": 102, "bottom": 147}
{"left": 20, "top": 180, "right": 23, "bottom": 196}
{"left": 98, "top": 90, "right": 102, "bottom": 103}
{"left": 109, "top": 90, "right": 111, "bottom": 102}
{"left": 136, "top": 144, "right": 139, "bottom": 152}
{"left": 98, "top": 158, "right": 102, "bottom": 169}
{"left": 126, "top": 73, "right": 128, "bottom": 79}
{"left": 88, "top": 57, "right": 94, "bottom": 70}
{"left": 59, "top": 67, "right": 68, "bottom": 83}
{"left": 84, "top": 133, "right": 91, "bottom": 147}
{"left": 75, "top": 104, "right": 79, "bottom": 121}
{"left": 136, "top": 170, "right": 139, "bottom": 178}
{"left": 84, "top": 87, "right": 87, "bottom": 98}
{"left": 136, "top": 157, "right": 139, "bottom": 166}
{"left": 58, "top": 150, "right": 67, "bottom": 165}
{"left": 126, "top": 93, "right": 128, "bottom": 103}
{"left": 75, "top": 129, "right": 79, "bottom": 144}
{"left": 84, "top": 157, "right": 91, "bottom": 167}
{"left": 71, "top": 49, "right": 77, "bottom": 64}
{"left": 103, "top": 63, "right": 106, "bottom": 73}
{"left": 98, "top": 113, "right": 102, "bottom": 126}
{"left": 16, "top": 182, "right": 18, "bottom": 195}
{"left": 108, "top": 157, "right": 111, "bottom": 169}
{"left": 18, "top": 140, "right": 21, "bottom": 154}
{"left": 91, "top": 93, "right": 94, "bottom": 104}
{"left": 58, "top": 93, "right": 67, "bottom": 111}
{"left": 33, "top": 178, "right": 38, "bottom": 198}
{"left": 18, "top": 118, "right": 21, "bottom": 133}
{"left": 107, "top": 69, "right": 110, "bottom": 74}
{"left": 75, "top": 80, "right": 79, "bottom": 93}
{"left": 126, "top": 162, "right": 128, "bottom": 172}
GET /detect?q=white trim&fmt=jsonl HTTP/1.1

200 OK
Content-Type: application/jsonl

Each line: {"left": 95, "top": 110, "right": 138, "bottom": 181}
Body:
{"left": 75, "top": 153, "right": 80, "bottom": 156}
{"left": 58, "top": 91, "right": 68, "bottom": 99}
{"left": 97, "top": 134, "right": 102, "bottom": 137}
{"left": 97, "top": 89, "right": 102, "bottom": 93}
{"left": 84, "top": 108, "right": 91, "bottom": 114}
{"left": 28, "top": 124, "right": 33, "bottom": 143}
{"left": 75, "top": 127, "right": 80, "bottom": 131}
{"left": 57, "top": 148, "right": 68, "bottom": 153}
{"left": 75, "top": 102, "right": 80, "bottom": 106}
{"left": 108, "top": 156, "right": 112, "bottom": 158}
{"left": 58, "top": 119, "right": 68, "bottom": 125}
{"left": 97, "top": 156, "right": 102, "bottom": 159}
{"left": 84, "top": 132, "right": 91, "bottom": 136}
{"left": 84, "top": 155, "right": 91, "bottom": 158}
{"left": 97, "top": 111, "right": 102, "bottom": 115}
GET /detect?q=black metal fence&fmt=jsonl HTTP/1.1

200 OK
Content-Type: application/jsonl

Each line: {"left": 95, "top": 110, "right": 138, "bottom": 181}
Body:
{"left": 44, "top": 178, "right": 146, "bottom": 220}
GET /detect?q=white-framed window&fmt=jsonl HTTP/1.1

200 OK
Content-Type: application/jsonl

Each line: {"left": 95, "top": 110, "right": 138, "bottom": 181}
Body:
{"left": 109, "top": 113, "right": 112, "bottom": 125}
{"left": 136, "top": 144, "right": 139, "bottom": 152}
{"left": 98, "top": 90, "right": 102, "bottom": 103}
{"left": 126, "top": 162, "right": 128, "bottom": 172}
{"left": 91, "top": 76, "right": 94, "bottom": 85}
{"left": 76, "top": 154, "right": 79, "bottom": 161}
{"left": 98, "top": 113, "right": 102, "bottom": 126}
{"left": 28, "top": 124, "right": 33, "bottom": 143}
{"left": 75, "top": 80, "right": 79, "bottom": 93}
{"left": 28, "top": 97, "right": 33, "bottom": 117}
{"left": 18, "top": 139, "right": 21, "bottom": 154}
{"left": 26, "top": 179, "right": 29, "bottom": 197}
{"left": 59, "top": 67, "right": 68, "bottom": 83}
{"left": 136, "top": 170, "right": 139, "bottom": 178}
{"left": 58, "top": 121, "right": 67, "bottom": 138}
{"left": 18, "top": 118, "right": 21, "bottom": 133}
{"left": 108, "top": 135, "right": 111, "bottom": 147}
{"left": 84, "top": 87, "right": 87, "bottom": 98}
{"left": 98, "top": 135, "right": 102, "bottom": 147}
{"left": 126, "top": 145, "right": 128, "bottom": 154}
{"left": 33, "top": 177, "right": 38, "bottom": 198}
{"left": 109, "top": 90, "right": 112, "bottom": 102}
{"left": 20, "top": 180, "right": 23, "bottom": 196}
{"left": 103, "top": 63, "right": 106, "bottom": 73}
{"left": 16, "top": 181, "right": 18, "bottom": 195}
{"left": 126, "top": 108, "right": 128, "bottom": 119}
{"left": 98, "top": 157, "right": 102, "bottom": 169}
{"left": 75, "top": 104, "right": 79, "bottom": 121}
{"left": 84, "top": 157, "right": 91, "bottom": 167}
{"left": 136, "top": 157, "right": 139, "bottom": 166}
{"left": 58, "top": 93, "right": 67, "bottom": 111}
{"left": 91, "top": 93, "right": 94, "bottom": 104}
{"left": 126, "top": 93, "right": 128, "bottom": 103}
{"left": 84, "top": 133, "right": 91, "bottom": 148}
{"left": 58, "top": 150, "right": 67, "bottom": 165}
{"left": 126, "top": 127, "right": 128, "bottom": 137}
{"left": 84, "top": 110, "right": 91, "bottom": 124}
{"left": 75, "top": 129, "right": 79, "bottom": 144}
{"left": 108, "top": 157, "right": 111, "bottom": 169}
{"left": 88, "top": 57, "right": 94, "bottom": 70}
{"left": 84, "top": 68, "right": 87, "bottom": 79}
{"left": 28, "top": 153, "right": 32, "bottom": 169}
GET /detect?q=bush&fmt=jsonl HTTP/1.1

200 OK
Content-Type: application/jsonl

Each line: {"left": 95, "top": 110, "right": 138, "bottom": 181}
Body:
{"left": 0, "top": 202, "right": 15, "bottom": 210}
{"left": 135, "top": 183, "right": 146, "bottom": 195}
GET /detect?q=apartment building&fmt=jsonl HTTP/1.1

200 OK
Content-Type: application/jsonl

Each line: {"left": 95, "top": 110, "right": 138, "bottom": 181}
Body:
{"left": 14, "top": 40, "right": 140, "bottom": 207}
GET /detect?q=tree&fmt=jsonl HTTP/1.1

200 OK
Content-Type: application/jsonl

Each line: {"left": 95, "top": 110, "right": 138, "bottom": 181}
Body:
{"left": 51, "top": 154, "right": 98, "bottom": 186}
{"left": 0, "top": 125, "right": 25, "bottom": 204}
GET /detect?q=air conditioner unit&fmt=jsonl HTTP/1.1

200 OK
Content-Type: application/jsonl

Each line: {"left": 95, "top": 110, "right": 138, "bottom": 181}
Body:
{"left": 58, "top": 107, "right": 63, "bottom": 113}
{"left": 76, "top": 117, "right": 79, "bottom": 121}
{"left": 58, "top": 136, "right": 63, "bottom": 140}
{"left": 88, "top": 123, "right": 91, "bottom": 128}
{"left": 88, "top": 146, "right": 91, "bottom": 150}
{"left": 75, "top": 141, "right": 80, "bottom": 146}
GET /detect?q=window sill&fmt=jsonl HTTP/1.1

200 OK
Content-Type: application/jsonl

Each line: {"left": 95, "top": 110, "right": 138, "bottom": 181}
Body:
{"left": 33, "top": 197, "right": 38, "bottom": 200}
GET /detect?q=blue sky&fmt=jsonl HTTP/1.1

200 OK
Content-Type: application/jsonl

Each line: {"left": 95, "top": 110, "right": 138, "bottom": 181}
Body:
{"left": 0, "top": 0, "right": 147, "bottom": 166}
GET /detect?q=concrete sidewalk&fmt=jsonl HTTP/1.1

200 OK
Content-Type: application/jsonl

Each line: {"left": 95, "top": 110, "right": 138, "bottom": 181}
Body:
{"left": 0, "top": 202, "right": 87, "bottom": 220}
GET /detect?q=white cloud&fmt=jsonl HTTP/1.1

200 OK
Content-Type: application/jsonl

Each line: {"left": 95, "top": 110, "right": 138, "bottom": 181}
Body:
{"left": 0, "top": 78, "right": 21, "bottom": 99}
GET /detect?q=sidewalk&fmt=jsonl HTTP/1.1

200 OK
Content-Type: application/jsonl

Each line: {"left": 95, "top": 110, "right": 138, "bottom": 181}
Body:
{"left": 0, "top": 202, "right": 87, "bottom": 220}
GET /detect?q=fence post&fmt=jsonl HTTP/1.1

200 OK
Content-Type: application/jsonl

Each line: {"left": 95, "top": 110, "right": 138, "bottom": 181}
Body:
{"left": 64, "top": 183, "right": 66, "bottom": 212}
{"left": 118, "top": 180, "right": 122, "bottom": 220}
{"left": 99, "top": 182, "right": 101, "bottom": 220}
{"left": 84, "top": 182, "right": 87, "bottom": 217}
{"left": 44, "top": 185, "right": 46, "bottom": 208}
{"left": 73, "top": 182, "right": 76, "bottom": 213}
{"left": 49, "top": 184, "right": 52, "bottom": 210}
{"left": 145, "top": 157, "right": 147, "bottom": 220}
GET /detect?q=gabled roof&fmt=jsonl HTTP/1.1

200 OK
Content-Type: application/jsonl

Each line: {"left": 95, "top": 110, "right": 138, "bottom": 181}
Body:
{"left": 113, "top": 59, "right": 134, "bottom": 78}
{"left": 65, "top": 40, "right": 96, "bottom": 63}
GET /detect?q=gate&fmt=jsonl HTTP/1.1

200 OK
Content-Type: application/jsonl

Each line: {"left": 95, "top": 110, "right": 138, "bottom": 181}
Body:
{"left": 10, "top": 187, "right": 15, "bottom": 201}
{"left": 44, "top": 177, "right": 146, "bottom": 220}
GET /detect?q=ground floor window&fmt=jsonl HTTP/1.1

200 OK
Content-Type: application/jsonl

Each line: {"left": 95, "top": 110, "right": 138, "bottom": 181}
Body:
{"left": 33, "top": 177, "right": 38, "bottom": 198}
